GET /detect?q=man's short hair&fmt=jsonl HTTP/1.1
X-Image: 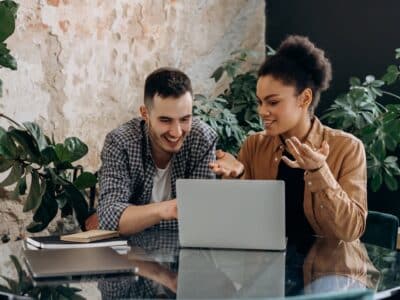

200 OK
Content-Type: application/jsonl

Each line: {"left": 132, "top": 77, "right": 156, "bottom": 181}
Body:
{"left": 144, "top": 67, "right": 193, "bottom": 108}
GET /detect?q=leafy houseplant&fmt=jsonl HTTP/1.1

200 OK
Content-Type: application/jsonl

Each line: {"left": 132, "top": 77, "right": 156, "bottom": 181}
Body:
{"left": 194, "top": 49, "right": 265, "bottom": 154}
{"left": 0, "top": 115, "right": 97, "bottom": 233}
{"left": 321, "top": 49, "right": 400, "bottom": 192}
{"left": 0, "top": 0, "right": 18, "bottom": 96}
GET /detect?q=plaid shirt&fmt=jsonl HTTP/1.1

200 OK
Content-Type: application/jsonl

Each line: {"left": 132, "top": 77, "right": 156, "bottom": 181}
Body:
{"left": 98, "top": 117, "right": 217, "bottom": 231}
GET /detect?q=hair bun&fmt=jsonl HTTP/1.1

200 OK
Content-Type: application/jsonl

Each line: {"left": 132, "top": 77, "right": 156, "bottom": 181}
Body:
{"left": 277, "top": 35, "right": 332, "bottom": 91}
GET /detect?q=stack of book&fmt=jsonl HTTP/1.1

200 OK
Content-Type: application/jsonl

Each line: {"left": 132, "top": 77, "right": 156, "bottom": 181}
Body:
{"left": 25, "top": 230, "right": 130, "bottom": 253}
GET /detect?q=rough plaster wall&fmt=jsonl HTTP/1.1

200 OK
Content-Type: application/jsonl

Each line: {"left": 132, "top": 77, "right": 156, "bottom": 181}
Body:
{"left": 0, "top": 0, "right": 265, "bottom": 238}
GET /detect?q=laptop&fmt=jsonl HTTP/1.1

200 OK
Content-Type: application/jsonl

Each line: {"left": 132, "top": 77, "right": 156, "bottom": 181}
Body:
{"left": 177, "top": 248, "right": 285, "bottom": 298}
{"left": 24, "top": 247, "right": 137, "bottom": 279}
{"left": 176, "top": 179, "right": 286, "bottom": 250}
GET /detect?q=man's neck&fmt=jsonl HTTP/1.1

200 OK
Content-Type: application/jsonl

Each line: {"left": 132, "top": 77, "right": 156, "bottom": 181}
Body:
{"left": 152, "top": 150, "right": 172, "bottom": 169}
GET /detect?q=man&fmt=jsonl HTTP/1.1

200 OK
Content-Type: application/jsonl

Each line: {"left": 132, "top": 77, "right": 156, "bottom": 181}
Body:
{"left": 98, "top": 67, "right": 217, "bottom": 235}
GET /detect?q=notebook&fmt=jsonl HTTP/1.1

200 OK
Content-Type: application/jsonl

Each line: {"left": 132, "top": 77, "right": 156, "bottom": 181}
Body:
{"left": 26, "top": 235, "right": 128, "bottom": 250}
{"left": 61, "top": 230, "right": 119, "bottom": 242}
{"left": 24, "top": 247, "right": 137, "bottom": 279}
{"left": 176, "top": 179, "right": 286, "bottom": 250}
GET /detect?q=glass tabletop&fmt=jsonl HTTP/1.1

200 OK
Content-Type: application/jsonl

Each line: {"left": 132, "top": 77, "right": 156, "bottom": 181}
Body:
{"left": 0, "top": 230, "right": 399, "bottom": 299}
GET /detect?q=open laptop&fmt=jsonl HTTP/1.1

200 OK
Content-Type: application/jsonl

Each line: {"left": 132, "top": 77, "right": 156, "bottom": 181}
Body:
{"left": 176, "top": 179, "right": 286, "bottom": 250}
{"left": 177, "top": 248, "right": 285, "bottom": 299}
{"left": 24, "top": 247, "right": 137, "bottom": 279}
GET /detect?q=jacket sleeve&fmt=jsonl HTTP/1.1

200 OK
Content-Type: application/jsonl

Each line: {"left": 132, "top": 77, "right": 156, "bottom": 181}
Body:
{"left": 304, "top": 138, "right": 368, "bottom": 242}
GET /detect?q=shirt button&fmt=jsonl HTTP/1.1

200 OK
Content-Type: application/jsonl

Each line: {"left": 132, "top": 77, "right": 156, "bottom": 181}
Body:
{"left": 320, "top": 204, "right": 324, "bottom": 209}
{"left": 308, "top": 181, "right": 312, "bottom": 186}
{"left": 274, "top": 157, "right": 278, "bottom": 162}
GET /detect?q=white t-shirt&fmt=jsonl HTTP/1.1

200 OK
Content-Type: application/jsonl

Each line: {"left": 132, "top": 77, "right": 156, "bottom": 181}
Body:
{"left": 151, "top": 162, "right": 172, "bottom": 203}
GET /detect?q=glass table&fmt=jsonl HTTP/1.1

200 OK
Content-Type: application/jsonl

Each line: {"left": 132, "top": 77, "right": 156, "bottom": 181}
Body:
{"left": 0, "top": 230, "right": 399, "bottom": 299}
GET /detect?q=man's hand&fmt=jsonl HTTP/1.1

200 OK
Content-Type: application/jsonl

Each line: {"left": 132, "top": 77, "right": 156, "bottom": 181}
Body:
{"left": 282, "top": 137, "right": 329, "bottom": 171}
{"left": 209, "top": 150, "right": 244, "bottom": 178}
{"left": 158, "top": 199, "right": 178, "bottom": 220}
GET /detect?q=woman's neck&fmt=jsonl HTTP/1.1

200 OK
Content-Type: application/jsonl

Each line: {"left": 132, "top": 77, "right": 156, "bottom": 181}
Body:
{"left": 281, "top": 116, "right": 312, "bottom": 142}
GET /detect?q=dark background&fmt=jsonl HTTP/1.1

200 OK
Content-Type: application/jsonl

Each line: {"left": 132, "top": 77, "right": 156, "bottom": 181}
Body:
{"left": 265, "top": 0, "right": 400, "bottom": 217}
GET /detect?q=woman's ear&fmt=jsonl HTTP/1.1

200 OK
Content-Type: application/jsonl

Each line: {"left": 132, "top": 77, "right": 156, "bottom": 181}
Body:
{"left": 300, "top": 88, "right": 313, "bottom": 108}
{"left": 140, "top": 105, "right": 148, "bottom": 121}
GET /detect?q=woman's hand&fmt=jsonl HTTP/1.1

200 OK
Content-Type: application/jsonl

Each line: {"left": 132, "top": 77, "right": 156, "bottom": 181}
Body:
{"left": 209, "top": 150, "right": 244, "bottom": 178}
{"left": 282, "top": 137, "right": 329, "bottom": 171}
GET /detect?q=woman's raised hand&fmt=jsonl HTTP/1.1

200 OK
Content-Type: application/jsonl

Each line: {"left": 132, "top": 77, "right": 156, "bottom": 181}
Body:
{"left": 209, "top": 150, "right": 245, "bottom": 178}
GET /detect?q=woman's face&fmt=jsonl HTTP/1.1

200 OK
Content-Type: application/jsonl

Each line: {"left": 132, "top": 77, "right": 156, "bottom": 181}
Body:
{"left": 256, "top": 75, "right": 310, "bottom": 137}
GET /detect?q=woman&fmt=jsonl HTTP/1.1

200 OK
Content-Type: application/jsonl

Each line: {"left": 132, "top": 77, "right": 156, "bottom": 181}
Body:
{"left": 210, "top": 35, "right": 367, "bottom": 242}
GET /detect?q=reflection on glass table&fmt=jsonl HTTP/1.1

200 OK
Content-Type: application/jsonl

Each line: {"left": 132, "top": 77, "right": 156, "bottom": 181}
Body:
{"left": 1, "top": 229, "right": 400, "bottom": 299}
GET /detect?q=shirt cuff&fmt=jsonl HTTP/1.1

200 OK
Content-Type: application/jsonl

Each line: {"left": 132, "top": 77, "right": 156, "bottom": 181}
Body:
{"left": 304, "top": 162, "right": 339, "bottom": 192}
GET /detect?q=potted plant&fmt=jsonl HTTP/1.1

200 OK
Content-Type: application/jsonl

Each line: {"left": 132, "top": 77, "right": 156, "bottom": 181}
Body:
{"left": 0, "top": 0, "right": 97, "bottom": 234}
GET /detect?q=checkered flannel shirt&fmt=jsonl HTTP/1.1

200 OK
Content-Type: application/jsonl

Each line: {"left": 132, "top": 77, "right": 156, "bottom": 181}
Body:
{"left": 98, "top": 117, "right": 217, "bottom": 231}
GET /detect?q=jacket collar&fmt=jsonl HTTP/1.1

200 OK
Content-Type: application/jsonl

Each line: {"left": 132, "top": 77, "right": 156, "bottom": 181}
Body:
{"left": 271, "top": 117, "right": 324, "bottom": 152}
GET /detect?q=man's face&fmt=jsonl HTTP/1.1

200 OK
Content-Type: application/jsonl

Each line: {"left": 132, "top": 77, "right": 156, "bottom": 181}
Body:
{"left": 142, "top": 92, "right": 193, "bottom": 159}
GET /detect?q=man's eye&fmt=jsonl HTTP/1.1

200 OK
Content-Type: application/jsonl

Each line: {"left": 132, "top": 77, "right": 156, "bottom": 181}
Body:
{"left": 269, "top": 101, "right": 279, "bottom": 106}
{"left": 160, "top": 119, "right": 171, "bottom": 123}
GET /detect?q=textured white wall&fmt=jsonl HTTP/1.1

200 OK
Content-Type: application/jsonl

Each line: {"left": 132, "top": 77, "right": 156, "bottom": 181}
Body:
{"left": 0, "top": 0, "right": 265, "bottom": 170}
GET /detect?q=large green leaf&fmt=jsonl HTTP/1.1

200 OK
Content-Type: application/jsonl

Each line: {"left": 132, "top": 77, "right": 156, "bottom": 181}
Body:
{"left": 0, "top": 1, "right": 16, "bottom": 42}
{"left": 0, "top": 155, "right": 13, "bottom": 172}
{"left": 73, "top": 171, "right": 97, "bottom": 190}
{"left": 64, "top": 184, "right": 89, "bottom": 229}
{"left": 47, "top": 168, "right": 71, "bottom": 185}
{"left": 0, "top": 127, "right": 18, "bottom": 159}
{"left": 40, "top": 145, "right": 57, "bottom": 165}
{"left": 8, "top": 128, "right": 41, "bottom": 163}
{"left": 0, "top": 51, "right": 16, "bottom": 70}
{"left": 29, "top": 184, "right": 58, "bottom": 233}
{"left": 23, "top": 171, "right": 45, "bottom": 212}
{"left": 10, "top": 176, "right": 26, "bottom": 199}
{"left": 384, "top": 172, "right": 398, "bottom": 191}
{"left": 0, "top": 162, "right": 23, "bottom": 187}
{"left": 64, "top": 137, "right": 88, "bottom": 162}
{"left": 23, "top": 122, "right": 48, "bottom": 151}
{"left": 370, "top": 172, "right": 383, "bottom": 192}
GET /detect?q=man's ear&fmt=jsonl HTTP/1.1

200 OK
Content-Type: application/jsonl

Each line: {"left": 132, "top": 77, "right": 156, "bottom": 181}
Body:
{"left": 299, "top": 88, "right": 313, "bottom": 109}
{"left": 140, "top": 105, "right": 149, "bottom": 121}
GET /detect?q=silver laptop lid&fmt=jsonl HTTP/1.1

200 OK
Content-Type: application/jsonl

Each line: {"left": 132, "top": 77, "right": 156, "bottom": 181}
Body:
{"left": 24, "top": 247, "right": 136, "bottom": 279}
{"left": 177, "top": 179, "right": 285, "bottom": 250}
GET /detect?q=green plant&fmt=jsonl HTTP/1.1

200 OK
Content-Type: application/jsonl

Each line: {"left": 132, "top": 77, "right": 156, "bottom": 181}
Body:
{"left": 0, "top": 0, "right": 18, "bottom": 97}
{"left": 193, "top": 94, "right": 245, "bottom": 154}
{"left": 322, "top": 49, "right": 400, "bottom": 192}
{"left": 0, "top": 114, "right": 97, "bottom": 232}
{"left": 194, "top": 49, "right": 264, "bottom": 154}
{"left": 0, "top": 255, "right": 84, "bottom": 299}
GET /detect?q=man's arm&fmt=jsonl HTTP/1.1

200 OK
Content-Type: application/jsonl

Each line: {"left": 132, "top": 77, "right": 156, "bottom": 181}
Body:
{"left": 98, "top": 133, "right": 177, "bottom": 235}
{"left": 118, "top": 199, "right": 177, "bottom": 235}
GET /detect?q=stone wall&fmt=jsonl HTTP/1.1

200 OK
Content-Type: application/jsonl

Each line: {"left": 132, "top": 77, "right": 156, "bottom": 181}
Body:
{"left": 0, "top": 0, "right": 265, "bottom": 238}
